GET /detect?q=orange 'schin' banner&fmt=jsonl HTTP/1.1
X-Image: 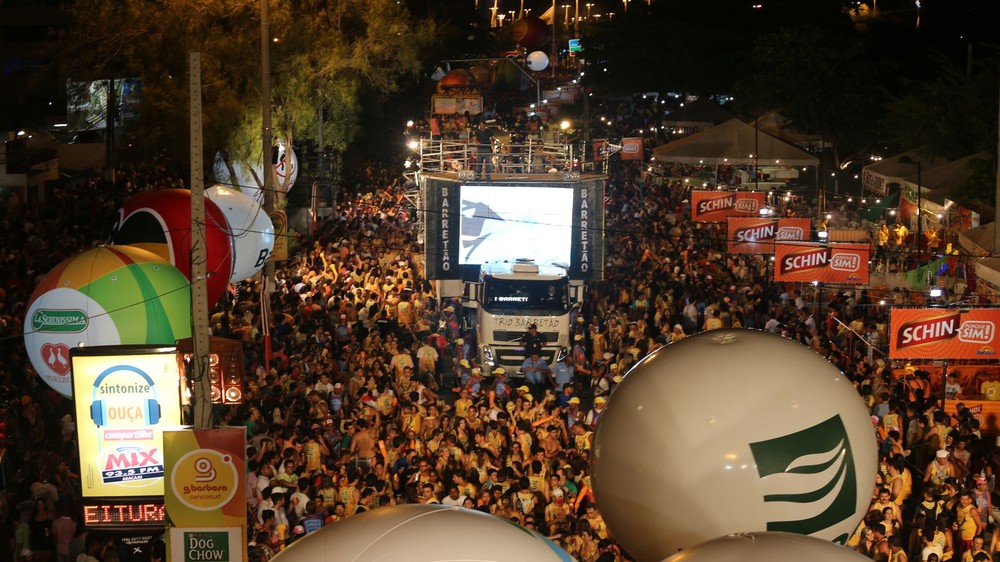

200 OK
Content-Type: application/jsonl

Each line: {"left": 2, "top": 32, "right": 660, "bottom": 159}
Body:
{"left": 690, "top": 191, "right": 767, "bottom": 222}
{"left": 890, "top": 308, "right": 1000, "bottom": 360}
{"left": 773, "top": 242, "right": 870, "bottom": 284}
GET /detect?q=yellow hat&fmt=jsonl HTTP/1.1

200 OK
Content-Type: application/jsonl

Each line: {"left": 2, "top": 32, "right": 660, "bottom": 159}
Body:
{"left": 594, "top": 396, "right": 607, "bottom": 404}
{"left": 492, "top": 367, "right": 506, "bottom": 375}
{"left": 613, "top": 375, "right": 623, "bottom": 383}
{"left": 459, "top": 359, "right": 471, "bottom": 368}
{"left": 525, "top": 393, "right": 534, "bottom": 402}
{"left": 517, "top": 385, "right": 530, "bottom": 393}
{"left": 568, "top": 397, "right": 580, "bottom": 405}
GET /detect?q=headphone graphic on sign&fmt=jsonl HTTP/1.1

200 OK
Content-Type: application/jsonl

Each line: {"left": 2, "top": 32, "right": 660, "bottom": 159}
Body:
{"left": 90, "top": 365, "right": 162, "bottom": 427}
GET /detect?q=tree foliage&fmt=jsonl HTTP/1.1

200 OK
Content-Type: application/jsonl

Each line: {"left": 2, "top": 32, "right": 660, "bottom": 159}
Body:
{"left": 58, "top": 0, "right": 436, "bottom": 177}
{"left": 880, "top": 50, "right": 999, "bottom": 206}
{"left": 735, "top": 24, "right": 887, "bottom": 166}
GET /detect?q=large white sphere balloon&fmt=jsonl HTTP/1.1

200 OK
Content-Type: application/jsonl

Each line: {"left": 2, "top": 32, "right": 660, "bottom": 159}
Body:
{"left": 662, "top": 532, "right": 875, "bottom": 562}
{"left": 206, "top": 185, "right": 275, "bottom": 282}
{"left": 270, "top": 504, "right": 573, "bottom": 561}
{"left": 591, "top": 329, "right": 877, "bottom": 562}
{"left": 526, "top": 50, "right": 550, "bottom": 72}
{"left": 212, "top": 140, "right": 298, "bottom": 204}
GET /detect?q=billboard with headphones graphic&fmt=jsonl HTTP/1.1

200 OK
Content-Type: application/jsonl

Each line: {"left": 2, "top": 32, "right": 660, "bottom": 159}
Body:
{"left": 72, "top": 346, "right": 182, "bottom": 498}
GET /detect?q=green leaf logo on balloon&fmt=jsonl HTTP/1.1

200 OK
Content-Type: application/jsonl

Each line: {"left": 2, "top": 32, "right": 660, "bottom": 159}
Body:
{"left": 750, "top": 414, "right": 857, "bottom": 544}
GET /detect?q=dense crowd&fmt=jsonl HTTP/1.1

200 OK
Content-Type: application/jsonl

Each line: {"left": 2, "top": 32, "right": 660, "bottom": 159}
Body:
{"left": 0, "top": 129, "right": 997, "bottom": 562}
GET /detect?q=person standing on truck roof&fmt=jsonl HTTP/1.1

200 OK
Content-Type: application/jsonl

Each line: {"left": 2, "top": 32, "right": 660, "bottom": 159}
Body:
{"left": 474, "top": 121, "right": 494, "bottom": 179}
{"left": 522, "top": 323, "right": 546, "bottom": 358}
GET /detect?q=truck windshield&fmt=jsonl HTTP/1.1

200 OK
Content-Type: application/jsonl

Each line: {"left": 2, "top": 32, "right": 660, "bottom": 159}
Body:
{"left": 482, "top": 277, "right": 569, "bottom": 312}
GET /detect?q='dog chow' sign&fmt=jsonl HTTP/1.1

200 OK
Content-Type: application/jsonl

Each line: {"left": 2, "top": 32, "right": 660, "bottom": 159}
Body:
{"left": 890, "top": 308, "right": 1000, "bottom": 360}
{"left": 773, "top": 242, "right": 870, "bottom": 284}
{"left": 691, "top": 191, "right": 767, "bottom": 222}
{"left": 727, "top": 218, "right": 811, "bottom": 254}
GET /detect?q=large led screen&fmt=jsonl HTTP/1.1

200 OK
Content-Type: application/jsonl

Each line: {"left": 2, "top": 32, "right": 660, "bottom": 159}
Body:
{"left": 423, "top": 176, "right": 605, "bottom": 281}
{"left": 458, "top": 184, "right": 573, "bottom": 266}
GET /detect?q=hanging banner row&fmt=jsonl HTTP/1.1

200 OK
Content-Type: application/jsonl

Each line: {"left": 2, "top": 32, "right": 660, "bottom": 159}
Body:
{"left": 890, "top": 308, "right": 1000, "bottom": 360}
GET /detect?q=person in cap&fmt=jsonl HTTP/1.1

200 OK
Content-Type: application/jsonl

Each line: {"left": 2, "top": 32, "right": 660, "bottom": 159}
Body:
{"left": 557, "top": 384, "right": 578, "bottom": 408}
{"left": 490, "top": 368, "right": 511, "bottom": 404}
{"left": 924, "top": 450, "right": 955, "bottom": 488}
{"left": 522, "top": 323, "right": 546, "bottom": 358}
{"left": 585, "top": 396, "right": 607, "bottom": 428}
{"left": 455, "top": 358, "right": 472, "bottom": 387}
{"left": 971, "top": 474, "right": 991, "bottom": 524}
{"left": 544, "top": 486, "right": 572, "bottom": 535}
{"left": 565, "top": 397, "right": 583, "bottom": 428}
{"left": 669, "top": 323, "right": 687, "bottom": 343}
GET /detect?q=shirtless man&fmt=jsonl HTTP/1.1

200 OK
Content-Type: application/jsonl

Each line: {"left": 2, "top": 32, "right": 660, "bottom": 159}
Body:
{"left": 540, "top": 425, "right": 561, "bottom": 461}
{"left": 349, "top": 419, "right": 377, "bottom": 471}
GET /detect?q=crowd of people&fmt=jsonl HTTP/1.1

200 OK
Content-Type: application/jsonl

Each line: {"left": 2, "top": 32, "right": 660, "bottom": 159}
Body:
{"left": 0, "top": 131, "right": 997, "bottom": 562}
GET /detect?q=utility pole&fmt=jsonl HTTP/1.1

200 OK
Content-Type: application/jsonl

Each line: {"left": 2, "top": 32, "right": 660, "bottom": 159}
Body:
{"left": 995, "top": 72, "right": 1000, "bottom": 255}
{"left": 262, "top": 0, "right": 275, "bottom": 285}
{"left": 189, "top": 52, "right": 212, "bottom": 429}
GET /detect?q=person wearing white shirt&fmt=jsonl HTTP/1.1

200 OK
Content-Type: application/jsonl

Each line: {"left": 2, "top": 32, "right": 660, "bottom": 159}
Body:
{"left": 441, "top": 485, "right": 468, "bottom": 507}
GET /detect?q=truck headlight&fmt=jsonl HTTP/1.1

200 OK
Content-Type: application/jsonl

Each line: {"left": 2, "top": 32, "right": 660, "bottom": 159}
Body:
{"left": 556, "top": 347, "right": 568, "bottom": 363}
{"left": 482, "top": 346, "right": 494, "bottom": 363}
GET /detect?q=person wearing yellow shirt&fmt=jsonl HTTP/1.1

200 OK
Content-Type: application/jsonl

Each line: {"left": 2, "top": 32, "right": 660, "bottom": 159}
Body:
{"left": 955, "top": 491, "right": 984, "bottom": 553}
{"left": 980, "top": 372, "right": 1000, "bottom": 400}
{"left": 584, "top": 504, "right": 609, "bottom": 540}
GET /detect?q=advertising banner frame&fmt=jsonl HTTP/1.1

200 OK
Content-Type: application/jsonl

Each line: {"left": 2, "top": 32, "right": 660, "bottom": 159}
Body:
{"left": 164, "top": 428, "right": 247, "bottom": 528}
{"left": 71, "top": 345, "right": 183, "bottom": 501}
{"left": 691, "top": 190, "right": 767, "bottom": 222}
{"left": 727, "top": 217, "right": 811, "bottom": 254}
{"left": 773, "top": 242, "right": 870, "bottom": 284}
{"left": 889, "top": 308, "right": 1000, "bottom": 360}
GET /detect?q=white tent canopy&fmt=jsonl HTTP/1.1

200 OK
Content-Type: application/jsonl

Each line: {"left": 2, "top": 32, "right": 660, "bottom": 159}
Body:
{"left": 651, "top": 118, "right": 819, "bottom": 166}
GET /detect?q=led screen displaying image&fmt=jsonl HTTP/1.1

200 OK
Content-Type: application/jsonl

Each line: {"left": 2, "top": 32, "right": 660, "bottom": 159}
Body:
{"left": 459, "top": 184, "right": 573, "bottom": 266}
{"left": 66, "top": 78, "right": 142, "bottom": 132}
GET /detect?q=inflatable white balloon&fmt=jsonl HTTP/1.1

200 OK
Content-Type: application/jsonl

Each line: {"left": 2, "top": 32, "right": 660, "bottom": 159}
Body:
{"left": 591, "top": 329, "right": 877, "bottom": 562}
{"left": 269, "top": 504, "right": 574, "bottom": 562}
{"left": 206, "top": 185, "right": 275, "bottom": 282}
{"left": 661, "top": 532, "right": 876, "bottom": 562}
{"left": 212, "top": 140, "right": 298, "bottom": 204}
{"left": 526, "top": 50, "right": 550, "bottom": 72}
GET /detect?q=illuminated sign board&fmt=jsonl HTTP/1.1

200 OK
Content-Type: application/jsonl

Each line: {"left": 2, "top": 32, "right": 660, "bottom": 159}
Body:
{"left": 82, "top": 500, "right": 166, "bottom": 529}
{"left": 890, "top": 308, "right": 1000, "bottom": 360}
{"left": 422, "top": 177, "right": 606, "bottom": 281}
{"left": 72, "top": 346, "right": 182, "bottom": 499}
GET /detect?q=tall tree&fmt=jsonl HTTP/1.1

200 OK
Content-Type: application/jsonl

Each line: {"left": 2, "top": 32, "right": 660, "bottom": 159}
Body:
{"left": 736, "top": 24, "right": 887, "bottom": 167}
{"left": 58, "top": 0, "right": 436, "bottom": 182}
